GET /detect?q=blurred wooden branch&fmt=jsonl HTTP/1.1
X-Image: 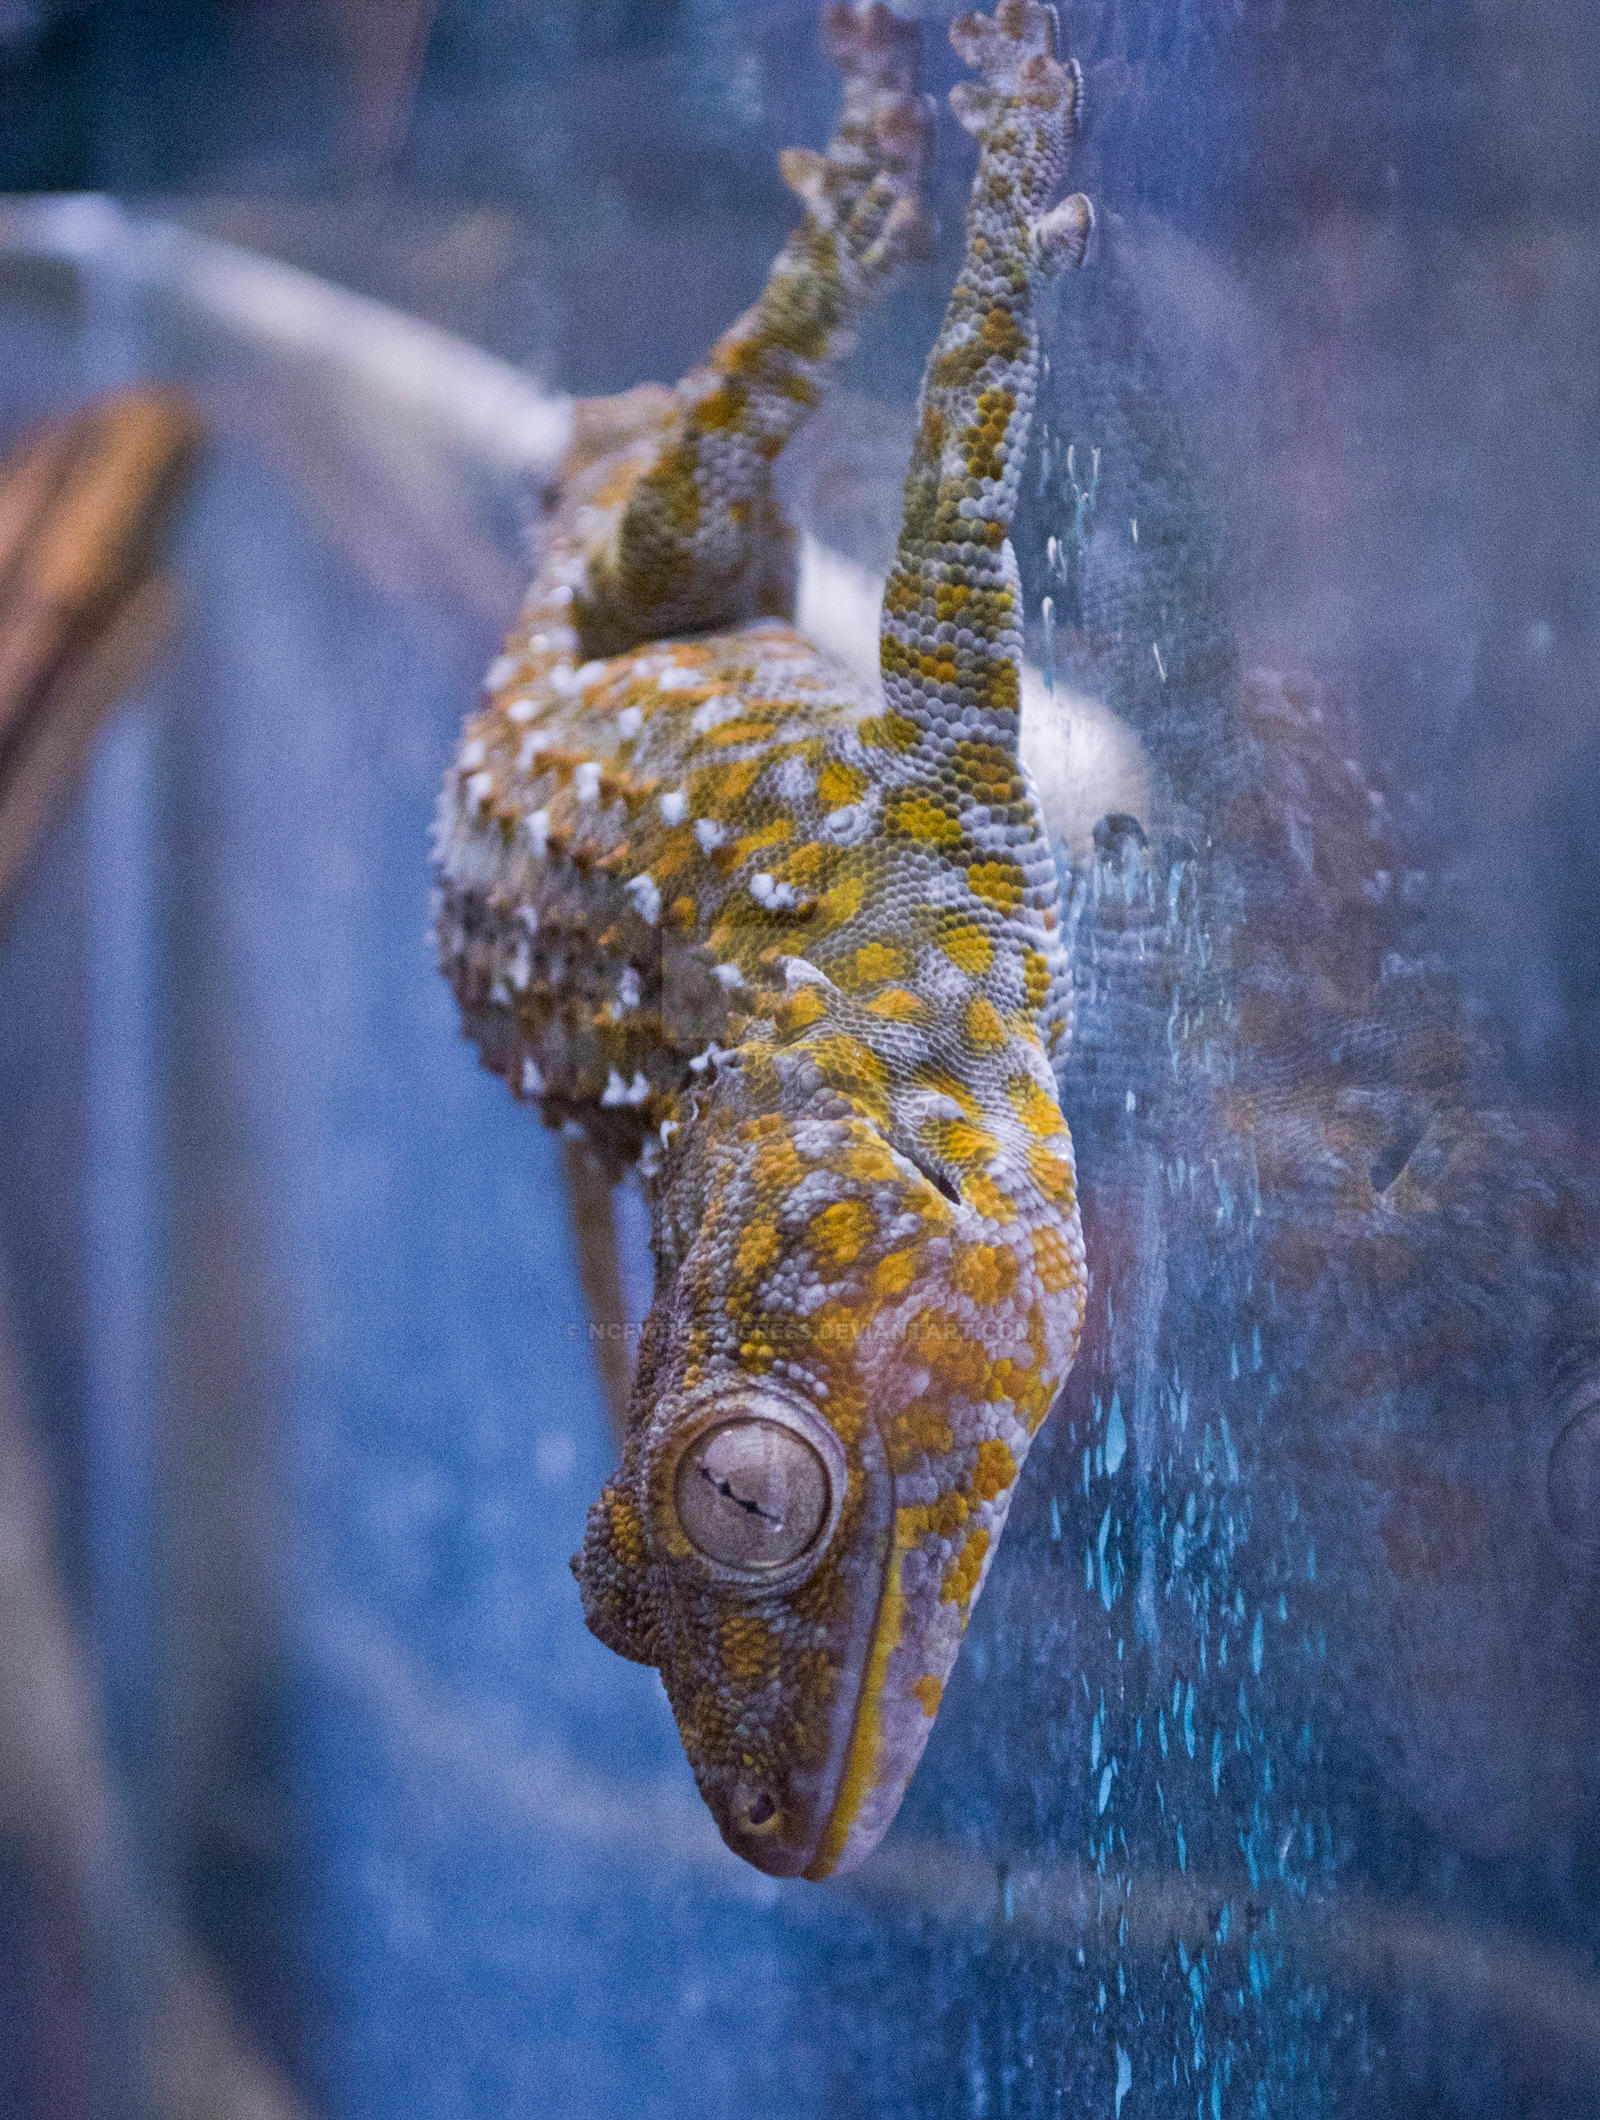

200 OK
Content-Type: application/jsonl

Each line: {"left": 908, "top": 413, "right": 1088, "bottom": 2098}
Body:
{"left": 0, "top": 389, "right": 314, "bottom": 2118}
{"left": 0, "top": 388, "right": 201, "bottom": 904}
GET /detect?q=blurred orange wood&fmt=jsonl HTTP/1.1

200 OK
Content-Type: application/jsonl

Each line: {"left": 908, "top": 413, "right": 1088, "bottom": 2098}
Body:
{"left": 0, "top": 388, "right": 201, "bottom": 906}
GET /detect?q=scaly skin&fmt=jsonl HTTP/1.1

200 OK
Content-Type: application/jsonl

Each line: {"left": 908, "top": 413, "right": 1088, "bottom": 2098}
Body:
{"left": 434, "top": 0, "right": 1095, "bottom": 1879}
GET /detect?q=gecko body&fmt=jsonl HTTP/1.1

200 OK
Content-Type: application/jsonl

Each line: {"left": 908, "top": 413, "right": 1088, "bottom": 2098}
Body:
{"left": 435, "top": 0, "right": 1092, "bottom": 1878}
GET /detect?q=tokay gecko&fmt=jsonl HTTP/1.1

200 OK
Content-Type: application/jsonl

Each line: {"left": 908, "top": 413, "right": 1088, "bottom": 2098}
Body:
{"left": 434, "top": 0, "right": 1094, "bottom": 1878}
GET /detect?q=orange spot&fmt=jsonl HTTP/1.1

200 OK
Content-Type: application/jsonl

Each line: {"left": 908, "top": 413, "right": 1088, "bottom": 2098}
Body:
{"left": 1032, "top": 1224, "right": 1081, "bottom": 1295}
{"left": 858, "top": 712, "right": 920, "bottom": 752}
{"left": 1007, "top": 1075, "right": 1064, "bottom": 1138}
{"left": 940, "top": 1524, "right": 990, "bottom": 1606}
{"left": 809, "top": 1198, "right": 875, "bottom": 1268}
{"left": 720, "top": 1613, "right": 778, "bottom": 1683}
{"left": 912, "top": 1064, "right": 980, "bottom": 1120}
{"left": 817, "top": 873, "right": 866, "bottom": 929}
{"left": 964, "top": 996, "right": 1007, "bottom": 1052}
{"left": 952, "top": 1243, "right": 1018, "bottom": 1307}
{"left": 607, "top": 1488, "right": 646, "bottom": 1570}
{"left": 700, "top": 757, "right": 762, "bottom": 811}
{"left": 873, "top": 1250, "right": 918, "bottom": 1299}
{"left": 849, "top": 941, "right": 908, "bottom": 986}
{"left": 922, "top": 1118, "right": 997, "bottom": 1170}
{"left": 736, "top": 817, "right": 794, "bottom": 859}
{"left": 968, "top": 859, "right": 1025, "bottom": 912}
{"left": 710, "top": 719, "right": 783, "bottom": 747}
{"left": 898, "top": 1491, "right": 969, "bottom": 1543}
{"left": 776, "top": 985, "right": 829, "bottom": 1034}
{"left": 886, "top": 790, "right": 962, "bottom": 847}
{"left": 809, "top": 1034, "right": 890, "bottom": 1121}
{"left": 736, "top": 1219, "right": 781, "bottom": 1280}
{"left": 966, "top": 1172, "right": 1017, "bottom": 1224}
{"left": 911, "top": 1674, "right": 943, "bottom": 1717}
{"left": 971, "top": 1437, "right": 1017, "bottom": 1503}
{"left": 816, "top": 758, "right": 868, "bottom": 809}
{"left": 915, "top": 1311, "right": 993, "bottom": 1400}
{"left": 1027, "top": 1145, "right": 1077, "bottom": 1205}
{"left": 887, "top": 1400, "right": 954, "bottom": 1471}
{"left": 864, "top": 988, "right": 927, "bottom": 1023}
{"left": 780, "top": 841, "right": 832, "bottom": 886}
{"left": 937, "top": 919, "right": 994, "bottom": 976}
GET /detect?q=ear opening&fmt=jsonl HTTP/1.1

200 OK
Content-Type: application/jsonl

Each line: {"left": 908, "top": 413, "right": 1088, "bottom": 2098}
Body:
{"left": 572, "top": 1483, "right": 660, "bottom": 1666}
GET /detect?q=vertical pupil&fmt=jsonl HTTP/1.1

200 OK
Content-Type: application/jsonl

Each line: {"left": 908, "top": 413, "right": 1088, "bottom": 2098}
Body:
{"left": 674, "top": 1419, "right": 830, "bottom": 1568}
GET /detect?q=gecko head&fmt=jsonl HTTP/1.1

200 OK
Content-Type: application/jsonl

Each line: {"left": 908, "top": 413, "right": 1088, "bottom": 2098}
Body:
{"left": 573, "top": 1112, "right": 1083, "bottom": 1879}
{"left": 573, "top": 1367, "right": 896, "bottom": 1879}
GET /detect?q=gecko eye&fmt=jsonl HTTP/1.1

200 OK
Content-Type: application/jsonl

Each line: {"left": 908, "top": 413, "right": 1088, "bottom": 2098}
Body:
{"left": 674, "top": 1419, "right": 831, "bottom": 1570}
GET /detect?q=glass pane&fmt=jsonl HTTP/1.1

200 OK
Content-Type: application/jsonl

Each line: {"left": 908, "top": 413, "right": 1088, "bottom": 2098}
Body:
{"left": 1, "top": 5, "right": 1596, "bottom": 2117}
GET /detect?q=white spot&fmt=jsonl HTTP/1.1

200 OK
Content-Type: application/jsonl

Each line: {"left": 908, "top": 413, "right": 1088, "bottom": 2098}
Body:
{"left": 660, "top": 666, "right": 701, "bottom": 693}
{"left": 528, "top": 632, "right": 551, "bottom": 653}
{"left": 772, "top": 755, "right": 813, "bottom": 804}
{"left": 526, "top": 808, "right": 550, "bottom": 858}
{"left": 600, "top": 1068, "right": 630, "bottom": 1107}
{"left": 516, "top": 733, "right": 547, "bottom": 772}
{"left": 659, "top": 788, "right": 687, "bottom": 824}
{"left": 625, "top": 873, "right": 661, "bottom": 925}
{"left": 550, "top": 664, "right": 581, "bottom": 697}
{"left": 577, "top": 659, "right": 608, "bottom": 686}
{"left": 521, "top": 1055, "right": 545, "bottom": 1096}
{"left": 509, "top": 940, "right": 531, "bottom": 992}
{"left": 616, "top": 705, "right": 644, "bottom": 740}
{"left": 625, "top": 1071, "right": 651, "bottom": 1106}
{"left": 1152, "top": 641, "right": 1167, "bottom": 683}
{"left": 485, "top": 653, "right": 518, "bottom": 689}
{"left": 712, "top": 962, "right": 745, "bottom": 990}
{"left": 460, "top": 738, "right": 487, "bottom": 769}
{"left": 659, "top": 1118, "right": 680, "bottom": 1146}
{"left": 617, "top": 966, "right": 642, "bottom": 1011}
{"left": 507, "top": 697, "right": 538, "bottom": 724}
{"left": 551, "top": 584, "right": 574, "bottom": 605}
{"left": 517, "top": 904, "right": 539, "bottom": 934}
{"left": 750, "top": 872, "right": 799, "bottom": 910}
{"left": 573, "top": 760, "right": 603, "bottom": 803}
{"left": 490, "top": 978, "right": 510, "bottom": 1005}
{"left": 690, "top": 695, "right": 737, "bottom": 732}
{"left": 695, "top": 818, "right": 726, "bottom": 852}
{"left": 465, "top": 769, "right": 494, "bottom": 809}
{"left": 782, "top": 957, "right": 829, "bottom": 990}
